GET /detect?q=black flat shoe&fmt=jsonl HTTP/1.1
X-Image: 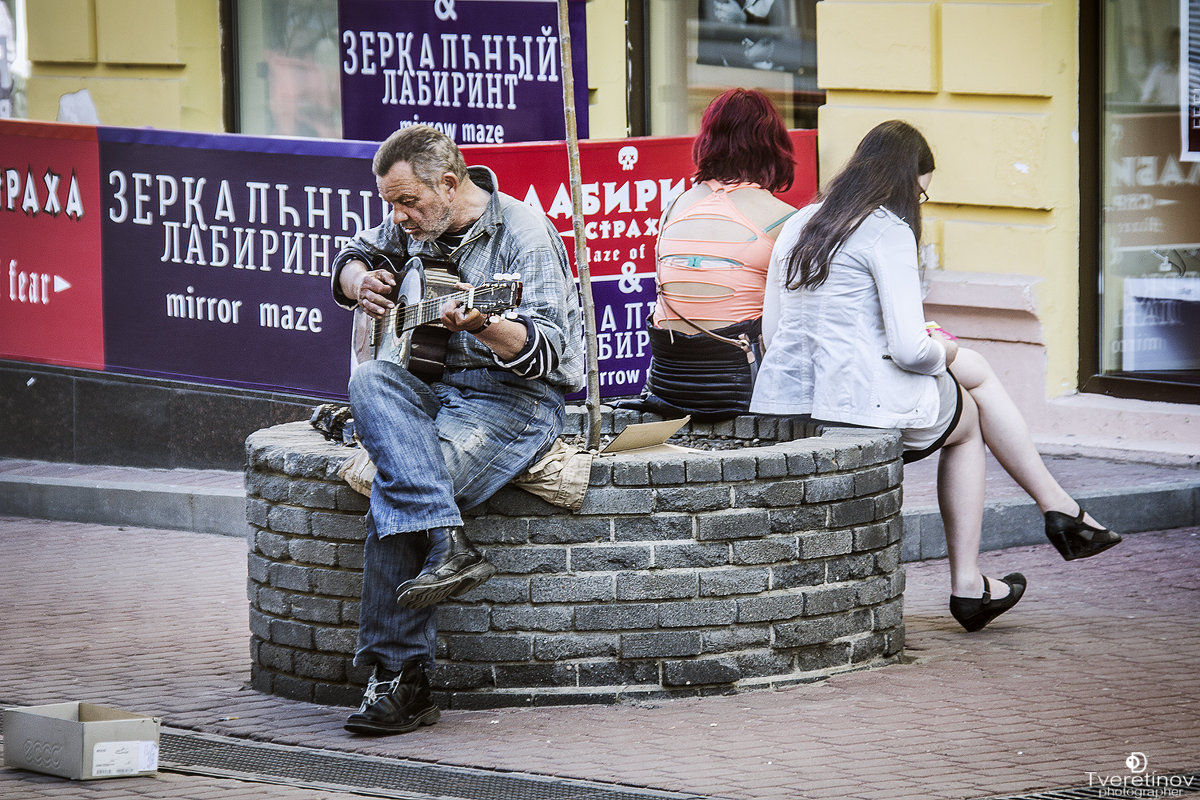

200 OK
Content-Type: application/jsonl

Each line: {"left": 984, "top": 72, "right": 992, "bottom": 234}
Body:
{"left": 949, "top": 573, "right": 1026, "bottom": 632}
{"left": 1045, "top": 508, "right": 1121, "bottom": 561}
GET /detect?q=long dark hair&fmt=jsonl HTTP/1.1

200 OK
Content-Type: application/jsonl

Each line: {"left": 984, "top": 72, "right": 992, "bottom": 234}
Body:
{"left": 693, "top": 89, "right": 795, "bottom": 193}
{"left": 784, "top": 120, "right": 934, "bottom": 290}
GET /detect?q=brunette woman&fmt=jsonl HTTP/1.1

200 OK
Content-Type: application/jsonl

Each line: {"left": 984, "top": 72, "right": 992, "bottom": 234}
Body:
{"left": 751, "top": 120, "right": 1120, "bottom": 632}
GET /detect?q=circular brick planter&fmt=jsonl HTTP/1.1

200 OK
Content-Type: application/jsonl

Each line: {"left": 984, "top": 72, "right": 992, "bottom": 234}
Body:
{"left": 245, "top": 409, "right": 905, "bottom": 709}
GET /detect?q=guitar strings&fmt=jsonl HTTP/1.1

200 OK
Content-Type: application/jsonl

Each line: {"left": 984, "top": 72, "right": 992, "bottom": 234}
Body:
{"left": 374, "top": 283, "right": 509, "bottom": 330}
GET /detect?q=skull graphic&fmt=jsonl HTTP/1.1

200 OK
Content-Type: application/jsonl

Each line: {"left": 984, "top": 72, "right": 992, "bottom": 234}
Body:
{"left": 617, "top": 146, "right": 639, "bottom": 171}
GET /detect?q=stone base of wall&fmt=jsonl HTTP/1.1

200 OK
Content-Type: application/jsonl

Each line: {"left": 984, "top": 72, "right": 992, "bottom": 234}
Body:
{"left": 0, "top": 360, "right": 314, "bottom": 470}
{"left": 245, "top": 409, "right": 906, "bottom": 709}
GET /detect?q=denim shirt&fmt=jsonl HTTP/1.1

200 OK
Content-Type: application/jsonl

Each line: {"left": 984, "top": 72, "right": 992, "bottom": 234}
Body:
{"left": 751, "top": 204, "right": 947, "bottom": 428}
{"left": 332, "top": 166, "right": 585, "bottom": 394}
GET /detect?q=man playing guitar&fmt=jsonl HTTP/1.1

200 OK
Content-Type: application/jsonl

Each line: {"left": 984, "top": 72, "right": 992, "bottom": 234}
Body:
{"left": 331, "top": 124, "right": 584, "bottom": 736}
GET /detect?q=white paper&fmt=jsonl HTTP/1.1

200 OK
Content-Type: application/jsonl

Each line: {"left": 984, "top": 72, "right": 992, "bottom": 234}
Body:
{"left": 138, "top": 740, "right": 159, "bottom": 772}
{"left": 92, "top": 741, "right": 156, "bottom": 777}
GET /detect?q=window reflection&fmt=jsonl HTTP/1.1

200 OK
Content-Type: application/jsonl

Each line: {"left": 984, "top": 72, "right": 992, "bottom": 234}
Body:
{"left": 649, "top": 0, "right": 820, "bottom": 136}
{"left": 1100, "top": 0, "right": 1200, "bottom": 384}
{"left": 236, "top": 0, "right": 341, "bottom": 138}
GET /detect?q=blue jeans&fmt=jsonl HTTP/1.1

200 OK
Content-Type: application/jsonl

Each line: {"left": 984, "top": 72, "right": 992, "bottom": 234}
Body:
{"left": 349, "top": 362, "right": 565, "bottom": 670}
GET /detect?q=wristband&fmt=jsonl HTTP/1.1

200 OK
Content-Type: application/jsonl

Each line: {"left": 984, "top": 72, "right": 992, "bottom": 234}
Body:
{"left": 466, "top": 315, "right": 493, "bottom": 335}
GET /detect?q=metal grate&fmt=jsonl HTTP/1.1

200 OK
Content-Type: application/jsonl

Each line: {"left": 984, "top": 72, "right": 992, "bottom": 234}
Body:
{"left": 975, "top": 772, "right": 1200, "bottom": 800}
{"left": 159, "top": 728, "right": 716, "bottom": 800}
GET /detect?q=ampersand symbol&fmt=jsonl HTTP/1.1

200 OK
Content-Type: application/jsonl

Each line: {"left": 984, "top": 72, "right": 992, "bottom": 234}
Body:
{"left": 434, "top": 0, "right": 457, "bottom": 21}
{"left": 618, "top": 261, "right": 642, "bottom": 293}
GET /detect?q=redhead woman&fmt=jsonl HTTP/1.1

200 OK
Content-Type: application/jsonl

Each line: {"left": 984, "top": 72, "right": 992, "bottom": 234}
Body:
{"left": 624, "top": 88, "right": 797, "bottom": 420}
{"left": 751, "top": 120, "right": 1121, "bottom": 632}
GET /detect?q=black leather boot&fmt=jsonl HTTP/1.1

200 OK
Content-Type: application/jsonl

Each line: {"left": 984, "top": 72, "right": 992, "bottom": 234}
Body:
{"left": 344, "top": 661, "right": 440, "bottom": 735}
{"left": 395, "top": 526, "right": 496, "bottom": 609}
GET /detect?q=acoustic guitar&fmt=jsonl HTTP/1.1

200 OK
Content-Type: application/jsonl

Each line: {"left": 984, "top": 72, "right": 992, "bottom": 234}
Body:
{"left": 350, "top": 254, "right": 523, "bottom": 382}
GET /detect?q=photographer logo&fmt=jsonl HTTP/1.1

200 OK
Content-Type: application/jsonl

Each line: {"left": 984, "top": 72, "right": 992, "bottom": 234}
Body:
{"left": 1087, "top": 753, "right": 1196, "bottom": 798}
{"left": 1126, "top": 752, "right": 1149, "bottom": 775}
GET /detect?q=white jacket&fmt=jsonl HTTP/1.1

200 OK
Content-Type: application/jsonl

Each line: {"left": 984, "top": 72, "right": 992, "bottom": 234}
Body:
{"left": 750, "top": 204, "right": 947, "bottom": 428}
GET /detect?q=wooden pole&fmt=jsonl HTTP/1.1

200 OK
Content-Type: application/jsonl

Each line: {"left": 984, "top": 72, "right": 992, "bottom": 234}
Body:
{"left": 557, "top": 0, "right": 602, "bottom": 450}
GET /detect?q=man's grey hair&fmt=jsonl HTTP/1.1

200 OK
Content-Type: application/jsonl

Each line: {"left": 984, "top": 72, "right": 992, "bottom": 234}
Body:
{"left": 372, "top": 125, "right": 468, "bottom": 187}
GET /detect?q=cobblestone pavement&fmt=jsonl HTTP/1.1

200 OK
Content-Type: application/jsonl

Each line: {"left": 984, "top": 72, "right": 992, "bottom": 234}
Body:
{"left": 0, "top": 516, "right": 1197, "bottom": 800}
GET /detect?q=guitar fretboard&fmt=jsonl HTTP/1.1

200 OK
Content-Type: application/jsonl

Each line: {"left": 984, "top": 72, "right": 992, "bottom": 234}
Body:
{"left": 370, "top": 283, "right": 516, "bottom": 347}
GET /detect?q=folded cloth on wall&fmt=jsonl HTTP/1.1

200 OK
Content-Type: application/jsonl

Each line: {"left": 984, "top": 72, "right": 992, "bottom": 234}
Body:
{"left": 509, "top": 438, "right": 593, "bottom": 512}
{"left": 337, "top": 437, "right": 593, "bottom": 512}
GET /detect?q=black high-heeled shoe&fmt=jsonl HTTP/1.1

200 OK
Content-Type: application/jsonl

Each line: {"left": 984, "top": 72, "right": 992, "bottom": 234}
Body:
{"left": 949, "top": 573, "right": 1026, "bottom": 632}
{"left": 1044, "top": 507, "right": 1121, "bottom": 561}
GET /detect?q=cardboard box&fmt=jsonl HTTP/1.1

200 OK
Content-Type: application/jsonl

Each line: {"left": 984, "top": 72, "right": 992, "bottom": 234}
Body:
{"left": 3, "top": 702, "right": 160, "bottom": 780}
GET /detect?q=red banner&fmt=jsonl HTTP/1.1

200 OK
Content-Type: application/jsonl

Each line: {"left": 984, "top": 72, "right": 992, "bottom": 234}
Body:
{"left": 471, "top": 131, "right": 818, "bottom": 279}
{"left": 0, "top": 121, "right": 105, "bottom": 370}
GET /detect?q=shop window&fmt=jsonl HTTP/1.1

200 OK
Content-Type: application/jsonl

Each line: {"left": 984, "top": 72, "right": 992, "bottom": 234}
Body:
{"left": 229, "top": 1, "right": 820, "bottom": 141}
{"left": 1097, "top": 0, "right": 1200, "bottom": 396}
{"left": 234, "top": 0, "right": 342, "bottom": 138}
{"left": 644, "top": 0, "right": 820, "bottom": 135}
{"left": 0, "top": 0, "right": 24, "bottom": 119}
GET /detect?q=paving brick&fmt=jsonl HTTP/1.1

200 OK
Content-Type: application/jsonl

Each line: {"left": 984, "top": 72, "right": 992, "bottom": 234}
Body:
{"left": 647, "top": 455, "right": 688, "bottom": 484}
{"left": 695, "top": 508, "right": 770, "bottom": 541}
{"left": 731, "top": 536, "right": 797, "bottom": 565}
{"left": 620, "top": 630, "right": 704, "bottom": 659}
{"left": 574, "top": 603, "right": 658, "bottom": 631}
{"left": 2, "top": 457, "right": 1198, "bottom": 800}
{"left": 616, "top": 571, "right": 698, "bottom": 600}
{"left": 700, "top": 567, "right": 770, "bottom": 597}
{"left": 612, "top": 512, "right": 693, "bottom": 542}
{"left": 530, "top": 574, "right": 614, "bottom": 603}
{"left": 491, "top": 605, "right": 573, "bottom": 632}
{"left": 528, "top": 516, "right": 610, "bottom": 544}
{"left": 720, "top": 452, "right": 758, "bottom": 482}
{"left": 658, "top": 599, "right": 736, "bottom": 628}
{"left": 736, "top": 593, "right": 805, "bottom": 623}
{"left": 442, "top": 634, "right": 533, "bottom": 662}
{"left": 569, "top": 543, "right": 652, "bottom": 572}
{"left": 654, "top": 485, "right": 732, "bottom": 512}
{"left": 577, "top": 487, "right": 654, "bottom": 515}
{"left": 663, "top": 657, "right": 741, "bottom": 687}
{"left": 532, "top": 633, "right": 619, "bottom": 660}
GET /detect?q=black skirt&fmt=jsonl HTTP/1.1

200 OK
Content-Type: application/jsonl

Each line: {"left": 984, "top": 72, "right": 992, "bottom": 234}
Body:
{"left": 618, "top": 318, "right": 761, "bottom": 421}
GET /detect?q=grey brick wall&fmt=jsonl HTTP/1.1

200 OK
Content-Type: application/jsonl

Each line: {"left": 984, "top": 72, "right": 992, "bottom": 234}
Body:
{"left": 245, "top": 410, "right": 905, "bottom": 709}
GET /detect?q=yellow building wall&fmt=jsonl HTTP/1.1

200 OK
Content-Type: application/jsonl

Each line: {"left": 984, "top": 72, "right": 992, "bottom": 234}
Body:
{"left": 24, "top": 0, "right": 224, "bottom": 131}
{"left": 816, "top": 0, "right": 1081, "bottom": 397}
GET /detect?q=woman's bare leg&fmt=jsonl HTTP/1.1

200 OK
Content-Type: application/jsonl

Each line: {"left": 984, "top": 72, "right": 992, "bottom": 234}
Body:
{"left": 948, "top": 347, "right": 1098, "bottom": 525}
{"left": 936, "top": 388, "right": 1011, "bottom": 599}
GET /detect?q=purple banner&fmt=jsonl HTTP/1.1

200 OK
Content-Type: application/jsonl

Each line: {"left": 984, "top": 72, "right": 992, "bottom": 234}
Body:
{"left": 584, "top": 277, "right": 657, "bottom": 399}
{"left": 338, "top": 0, "right": 588, "bottom": 145}
{"left": 98, "top": 128, "right": 379, "bottom": 398}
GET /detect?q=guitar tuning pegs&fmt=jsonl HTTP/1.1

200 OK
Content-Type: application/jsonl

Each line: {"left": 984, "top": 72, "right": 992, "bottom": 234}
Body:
{"left": 503, "top": 309, "right": 519, "bottom": 319}
{"left": 491, "top": 272, "right": 521, "bottom": 282}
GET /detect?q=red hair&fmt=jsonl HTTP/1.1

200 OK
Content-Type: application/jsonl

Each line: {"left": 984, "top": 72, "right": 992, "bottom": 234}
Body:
{"left": 692, "top": 89, "right": 795, "bottom": 193}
